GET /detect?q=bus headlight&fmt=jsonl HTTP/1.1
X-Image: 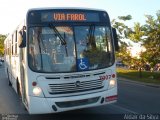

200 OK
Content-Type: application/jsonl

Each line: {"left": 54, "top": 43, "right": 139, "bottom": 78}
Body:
{"left": 108, "top": 79, "right": 116, "bottom": 89}
{"left": 33, "top": 87, "right": 42, "bottom": 96}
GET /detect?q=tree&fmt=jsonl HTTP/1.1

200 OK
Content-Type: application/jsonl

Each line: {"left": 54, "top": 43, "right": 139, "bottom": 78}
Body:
{"left": 112, "top": 10, "right": 160, "bottom": 70}
{"left": 140, "top": 10, "right": 160, "bottom": 67}
{"left": 112, "top": 15, "right": 132, "bottom": 39}
{"left": 112, "top": 15, "right": 134, "bottom": 66}
{"left": 0, "top": 34, "right": 7, "bottom": 56}
{"left": 129, "top": 22, "right": 145, "bottom": 42}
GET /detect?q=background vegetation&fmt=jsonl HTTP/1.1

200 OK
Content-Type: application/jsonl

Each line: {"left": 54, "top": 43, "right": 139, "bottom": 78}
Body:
{"left": 0, "top": 34, "right": 6, "bottom": 56}
{"left": 117, "top": 68, "right": 160, "bottom": 84}
{"left": 112, "top": 10, "right": 160, "bottom": 69}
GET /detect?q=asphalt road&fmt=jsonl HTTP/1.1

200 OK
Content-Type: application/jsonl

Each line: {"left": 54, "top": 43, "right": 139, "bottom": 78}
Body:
{"left": 0, "top": 64, "right": 160, "bottom": 120}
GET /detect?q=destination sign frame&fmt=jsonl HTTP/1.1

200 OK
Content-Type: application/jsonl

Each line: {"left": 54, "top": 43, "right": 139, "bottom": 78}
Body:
{"left": 41, "top": 12, "right": 100, "bottom": 22}
{"left": 27, "top": 9, "right": 110, "bottom": 24}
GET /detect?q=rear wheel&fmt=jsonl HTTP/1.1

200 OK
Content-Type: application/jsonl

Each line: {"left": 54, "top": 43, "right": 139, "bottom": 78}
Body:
{"left": 7, "top": 69, "right": 12, "bottom": 86}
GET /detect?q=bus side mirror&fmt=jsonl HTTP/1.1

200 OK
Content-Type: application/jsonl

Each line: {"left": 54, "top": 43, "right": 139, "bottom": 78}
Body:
{"left": 18, "top": 27, "right": 26, "bottom": 48}
{"left": 112, "top": 28, "right": 119, "bottom": 51}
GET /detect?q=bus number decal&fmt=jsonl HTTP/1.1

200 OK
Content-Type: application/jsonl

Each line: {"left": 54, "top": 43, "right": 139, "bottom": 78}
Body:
{"left": 99, "top": 75, "right": 112, "bottom": 80}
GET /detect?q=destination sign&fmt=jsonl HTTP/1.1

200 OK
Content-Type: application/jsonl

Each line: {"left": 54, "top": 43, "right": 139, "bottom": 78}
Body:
{"left": 53, "top": 13, "right": 86, "bottom": 21}
{"left": 41, "top": 12, "right": 100, "bottom": 22}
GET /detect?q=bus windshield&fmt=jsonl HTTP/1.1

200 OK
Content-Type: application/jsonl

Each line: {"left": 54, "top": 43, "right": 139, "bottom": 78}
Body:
{"left": 28, "top": 25, "right": 114, "bottom": 73}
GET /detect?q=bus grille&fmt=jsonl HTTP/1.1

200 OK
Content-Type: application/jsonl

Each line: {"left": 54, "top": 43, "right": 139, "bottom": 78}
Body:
{"left": 48, "top": 79, "right": 103, "bottom": 94}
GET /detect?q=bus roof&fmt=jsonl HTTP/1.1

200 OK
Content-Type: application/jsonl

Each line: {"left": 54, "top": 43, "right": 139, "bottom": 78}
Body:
{"left": 27, "top": 7, "right": 107, "bottom": 13}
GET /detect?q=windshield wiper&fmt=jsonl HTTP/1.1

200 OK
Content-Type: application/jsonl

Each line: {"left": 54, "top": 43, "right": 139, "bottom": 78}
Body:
{"left": 49, "top": 23, "right": 66, "bottom": 45}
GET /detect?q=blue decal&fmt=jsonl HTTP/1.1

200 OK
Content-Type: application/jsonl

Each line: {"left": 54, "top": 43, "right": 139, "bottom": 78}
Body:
{"left": 77, "top": 58, "right": 89, "bottom": 71}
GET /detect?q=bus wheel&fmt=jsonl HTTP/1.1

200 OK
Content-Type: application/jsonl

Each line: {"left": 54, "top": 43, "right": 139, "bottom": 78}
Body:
{"left": 7, "top": 69, "right": 12, "bottom": 86}
{"left": 17, "top": 81, "right": 22, "bottom": 100}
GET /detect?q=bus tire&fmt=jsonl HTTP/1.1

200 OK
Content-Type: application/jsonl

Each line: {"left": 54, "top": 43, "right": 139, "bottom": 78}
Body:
{"left": 7, "top": 69, "right": 12, "bottom": 86}
{"left": 17, "top": 80, "right": 22, "bottom": 100}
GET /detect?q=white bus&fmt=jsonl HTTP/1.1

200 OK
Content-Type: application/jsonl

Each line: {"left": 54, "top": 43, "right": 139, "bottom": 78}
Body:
{"left": 4, "top": 8, "right": 119, "bottom": 114}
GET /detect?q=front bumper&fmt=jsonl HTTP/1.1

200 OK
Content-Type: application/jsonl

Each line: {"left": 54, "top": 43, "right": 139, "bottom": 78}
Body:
{"left": 28, "top": 87, "right": 117, "bottom": 114}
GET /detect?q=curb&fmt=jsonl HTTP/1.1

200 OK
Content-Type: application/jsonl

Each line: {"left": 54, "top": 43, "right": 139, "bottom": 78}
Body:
{"left": 118, "top": 77, "right": 160, "bottom": 88}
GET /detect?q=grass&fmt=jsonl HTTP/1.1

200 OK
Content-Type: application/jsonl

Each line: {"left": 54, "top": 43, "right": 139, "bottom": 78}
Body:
{"left": 116, "top": 68, "right": 160, "bottom": 85}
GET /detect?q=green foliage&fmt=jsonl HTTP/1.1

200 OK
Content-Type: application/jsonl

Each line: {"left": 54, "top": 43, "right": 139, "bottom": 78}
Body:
{"left": 0, "top": 34, "right": 6, "bottom": 56}
{"left": 141, "top": 11, "right": 160, "bottom": 67}
{"left": 115, "top": 41, "right": 131, "bottom": 65}
{"left": 129, "top": 22, "right": 145, "bottom": 42}
{"left": 112, "top": 15, "right": 132, "bottom": 39}
{"left": 112, "top": 15, "right": 135, "bottom": 67}
{"left": 112, "top": 11, "right": 160, "bottom": 69}
{"left": 118, "top": 15, "right": 132, "bottom": 21}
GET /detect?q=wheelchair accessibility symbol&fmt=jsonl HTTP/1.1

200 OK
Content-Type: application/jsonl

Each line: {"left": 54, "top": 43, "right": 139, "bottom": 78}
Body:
{"left": 77, "top": 58, "right": 89, "bottom": 71}
{"left": 79, "top": 59, "right": 87, "bottom": 69}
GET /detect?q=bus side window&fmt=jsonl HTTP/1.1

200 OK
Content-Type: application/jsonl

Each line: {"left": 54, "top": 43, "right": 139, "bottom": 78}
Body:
{"left": 18, "top": 29, "right": 26, "bottom": 48}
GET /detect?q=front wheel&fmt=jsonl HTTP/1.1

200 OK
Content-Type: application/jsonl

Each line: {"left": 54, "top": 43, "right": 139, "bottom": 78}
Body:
{"left": 17, "top": 81, "right": 22, "bottom": 100}
{"left": 17, "top": 81, "right": 27, "bottom": 111}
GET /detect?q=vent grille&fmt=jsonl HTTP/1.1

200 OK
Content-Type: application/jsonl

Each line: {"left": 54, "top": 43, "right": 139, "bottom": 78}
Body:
{"left": 48, "top": 79, "right": 103, "bottom": 94}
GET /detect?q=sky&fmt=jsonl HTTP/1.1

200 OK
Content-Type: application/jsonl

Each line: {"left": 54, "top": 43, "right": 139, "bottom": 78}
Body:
{"left": 0, "top": 0, "right": 160, "bottom": 34}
